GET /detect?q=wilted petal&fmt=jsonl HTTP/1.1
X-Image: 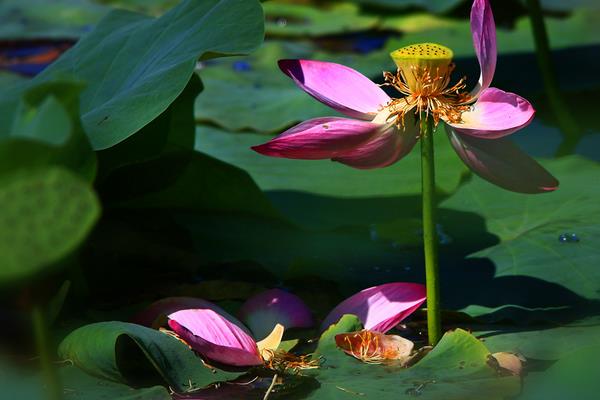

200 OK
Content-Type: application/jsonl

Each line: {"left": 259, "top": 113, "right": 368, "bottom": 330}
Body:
{"left": 335, "top": 330, "right": 414, "bottom": 364}
{"left": 333, "top": 121, "right": 418, "bottom": 169}
{"left": 490, "top": 352, "right": 525, "bottom": 376}
{"left": 132, "top": 297, "right": 248, "bottom": 334}
{"left": 448, "top": 128, "right": 559, "bottom": 193}
{"left": 321, "top": 282, "right": 427, "bottom": 333}
{"left": 279, "top": 59, "right": 391, "bottom": 119}
{"left": 470, "top": 0, "right": 497, "bottom": 98}
{"left": 239, "top": 289, "right": 313, "bottom": 339}
{"left": 446, "top": 88, "right": 535, "bottom": 139}
{"left": 251, "top": 117, "right": 381, "bottom": 160}
{"left": 256, "top": 323, "right": 285, "bottom": 361}
{"left": 168, "top": 309, "right": 262, "bottom": 367}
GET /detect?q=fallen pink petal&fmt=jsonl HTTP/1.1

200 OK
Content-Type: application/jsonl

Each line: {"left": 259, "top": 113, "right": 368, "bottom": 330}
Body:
{"left": 321, "top": 282, "right": 427, "bottom": 333}
{"left": 168, "top": 309, "right": 264, "bottom": 367}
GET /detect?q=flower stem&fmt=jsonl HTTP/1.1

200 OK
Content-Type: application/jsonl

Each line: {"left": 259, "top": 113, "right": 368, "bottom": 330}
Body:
{"left": 525, "top": 0, "right": 581, "bottom": 156}
{"left": 420, "top": 114, "right": 441, "bottom": 346}
{"left": 32, "top": 305, "right": 62, "bottom": 400}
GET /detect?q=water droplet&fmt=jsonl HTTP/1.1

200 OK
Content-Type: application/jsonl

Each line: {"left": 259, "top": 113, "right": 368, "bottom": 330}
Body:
{"left": 232, "top": 60, "right": 252, "bottom": 72}
{"left": 436, "top": 224, "right": 453, "bottom": 245}
{"left": 195, "top": 61, "right": 206, "bottom": 70}
{"left": 276, "top": 17, "right": 287, "bottom": 27}
{"left": 558, "top": 232, "right": 580, "bottom": 243}
{"left": 373, "top": 266, "right": 381, "bottom": 271}
{"left": 405, "top": 386, "right": 423, "bottom": 397}
{"left": 369, "top": 224, "right": 378, "bottom": 241}
{"left": 404, "top": 266, "right": 411, "bottom": 271}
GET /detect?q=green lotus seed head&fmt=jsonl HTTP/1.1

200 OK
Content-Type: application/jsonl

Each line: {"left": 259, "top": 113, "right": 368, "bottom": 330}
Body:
{"left": 390, "top": 43, "right": 454, "bottom": 91}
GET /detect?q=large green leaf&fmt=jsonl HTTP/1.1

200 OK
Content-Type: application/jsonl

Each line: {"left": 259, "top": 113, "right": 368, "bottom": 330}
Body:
{"left": 0, "top": 167, "right": 100, "bottom": 283}
{"left": 58, "top": 321, "right": 238, "bottom": 393}
{"left": 195, "top": 125, "right": 468, "bottom": 198}
{"left": 308, "top": 327, "right": 519, "bottom": 399}
{"left": 263, "top": 2, "right": 378, "bottom": 37}
{"left": 0, "top": 364, "right": 171, "bottom": 400}
{"left": 536, "top": 0, "right": 600, "bottom": 11}
{"left": 62, "top": 366, "right": 172, "bottom": 400}
{"left": 441, "top": 157, "right": 600, "bottom": 316}
{"left": 96, "top": 73, "right": 201, "bottom": 181}
{"left": 473, "top": 317, "right": 600, "bottom": 360}
{"left": 519, "top": 344, "right": 600, "bottom": 400}
{"left": 0, "top": 81, "right": 96, "bottom": 180}
{"left": 383, "top": 9, "right": 600, "bottom": 55}
{"left": 0, "top": 0, "right": 264, "bottom": 150}
{"left": 354, "top": 0, "right": 463, "bottom": 12}
{"left": 0, "top": 0, "right": 108, "bottom": 39}
{"left": 194, "top": 42, "right": 336, "bottom": 134}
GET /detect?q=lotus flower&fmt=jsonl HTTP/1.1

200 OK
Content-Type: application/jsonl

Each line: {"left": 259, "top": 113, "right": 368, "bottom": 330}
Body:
{"left": 154, "top": 283, "right": 425, "bottom": 368}
{"left": 252, "top": 0, "right": 558, "bottom": 194}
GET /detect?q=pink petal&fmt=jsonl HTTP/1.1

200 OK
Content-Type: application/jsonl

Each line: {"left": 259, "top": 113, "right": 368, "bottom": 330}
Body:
{"left": 470, "top": 0, "right": 497, "bottom": 98}
{"left": 251, "top": 117, "right": 381, "bottom": 159}
{"left": 447, "top": 88, "right": 535, "bottom": 139}
{"left": 131, "top": 297, "right": 250, "bottom": 334}
{"left": 333, "top": 121, "right": 418, "bottom": 169}
{"left": 320, "top": 283, "right": 427, "bottom": 333}
{"left": 238, "top": 289, "right": 313, "bottom": 339}
{"left": 278, "top": 59, "right": 391, "bottom": 119}
{"left": 448, "top": 129, "right": 559, "bottom": 193}
{"left": 168, "top": 309, "right": 262, "bottom": 367}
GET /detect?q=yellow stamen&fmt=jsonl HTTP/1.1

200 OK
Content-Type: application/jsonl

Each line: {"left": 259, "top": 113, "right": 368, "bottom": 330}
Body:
{"left": 383, "top": 43, "right": 471, "bottom": 128}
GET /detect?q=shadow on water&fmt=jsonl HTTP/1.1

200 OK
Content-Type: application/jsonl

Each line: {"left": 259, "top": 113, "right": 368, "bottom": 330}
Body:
{"left": 266, "top": 190, "right": 598, "bottom": 325}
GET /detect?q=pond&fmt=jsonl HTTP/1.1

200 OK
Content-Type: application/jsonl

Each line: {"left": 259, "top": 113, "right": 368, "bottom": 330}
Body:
{"left": 0, "top": 0, "right": 599, "bottom": 399}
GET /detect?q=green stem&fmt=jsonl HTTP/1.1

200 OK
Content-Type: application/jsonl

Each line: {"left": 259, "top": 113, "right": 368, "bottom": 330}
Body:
{"left": 525, "top": 0, "right": 581, "bottom": 156}
{"left": 32, "top": 306, "right": 62, "bottom": 400}
{"left": 420, "top": 115, "right": 441, "bottom": 346}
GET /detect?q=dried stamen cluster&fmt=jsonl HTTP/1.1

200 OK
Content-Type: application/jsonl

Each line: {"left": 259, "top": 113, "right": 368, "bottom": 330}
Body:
{"left": 340, "top": 330, "right": 387, "bottom": 364}
{"left": 263, "top": 349, "right": 321, "bottom": 373}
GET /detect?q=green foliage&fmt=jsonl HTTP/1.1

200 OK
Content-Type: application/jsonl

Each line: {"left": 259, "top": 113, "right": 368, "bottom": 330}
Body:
{"left": 443, "top": 157, "right": 600, "bottom": 316}
{"left": 195, "top": 42, "right": 334, "bottom": 134}
{"left": 0, "top": 167, "right": 100, "bottom": 283}
{"left": 195, "top": 125, "right": 468, "bottom": 197}
{"left": 58, "top": 321, "right": 239, "bottom": 393}
{"left": 0, "top": 0, "right": 108, "bottom": 39}
{"left": 314, "top": 314, "right": 364, "bottom": 359}
{"left": 0, "top": 0, "right": 265, "bottom": 150}
{"left": 0, "top": 81, "right": 96, "bottom": 180}
{"left": 353, "top": 0, "right": 464, "bottom": 13}
{"left": 519, "top": 344, "right": 600, "bottom": 400}
{"left": 309, "top": 326, "right": 519, "bottom": 399}
{"left": 264, "top": 2, "right": 378, "bottom": 37}
{"left": 474, "top": 317, "right": 600, "bottom": 360}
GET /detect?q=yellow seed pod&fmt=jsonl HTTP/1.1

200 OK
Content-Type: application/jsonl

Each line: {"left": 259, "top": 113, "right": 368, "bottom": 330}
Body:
{"left": 390, "top": 43, "right": 454, "bottom": 91}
